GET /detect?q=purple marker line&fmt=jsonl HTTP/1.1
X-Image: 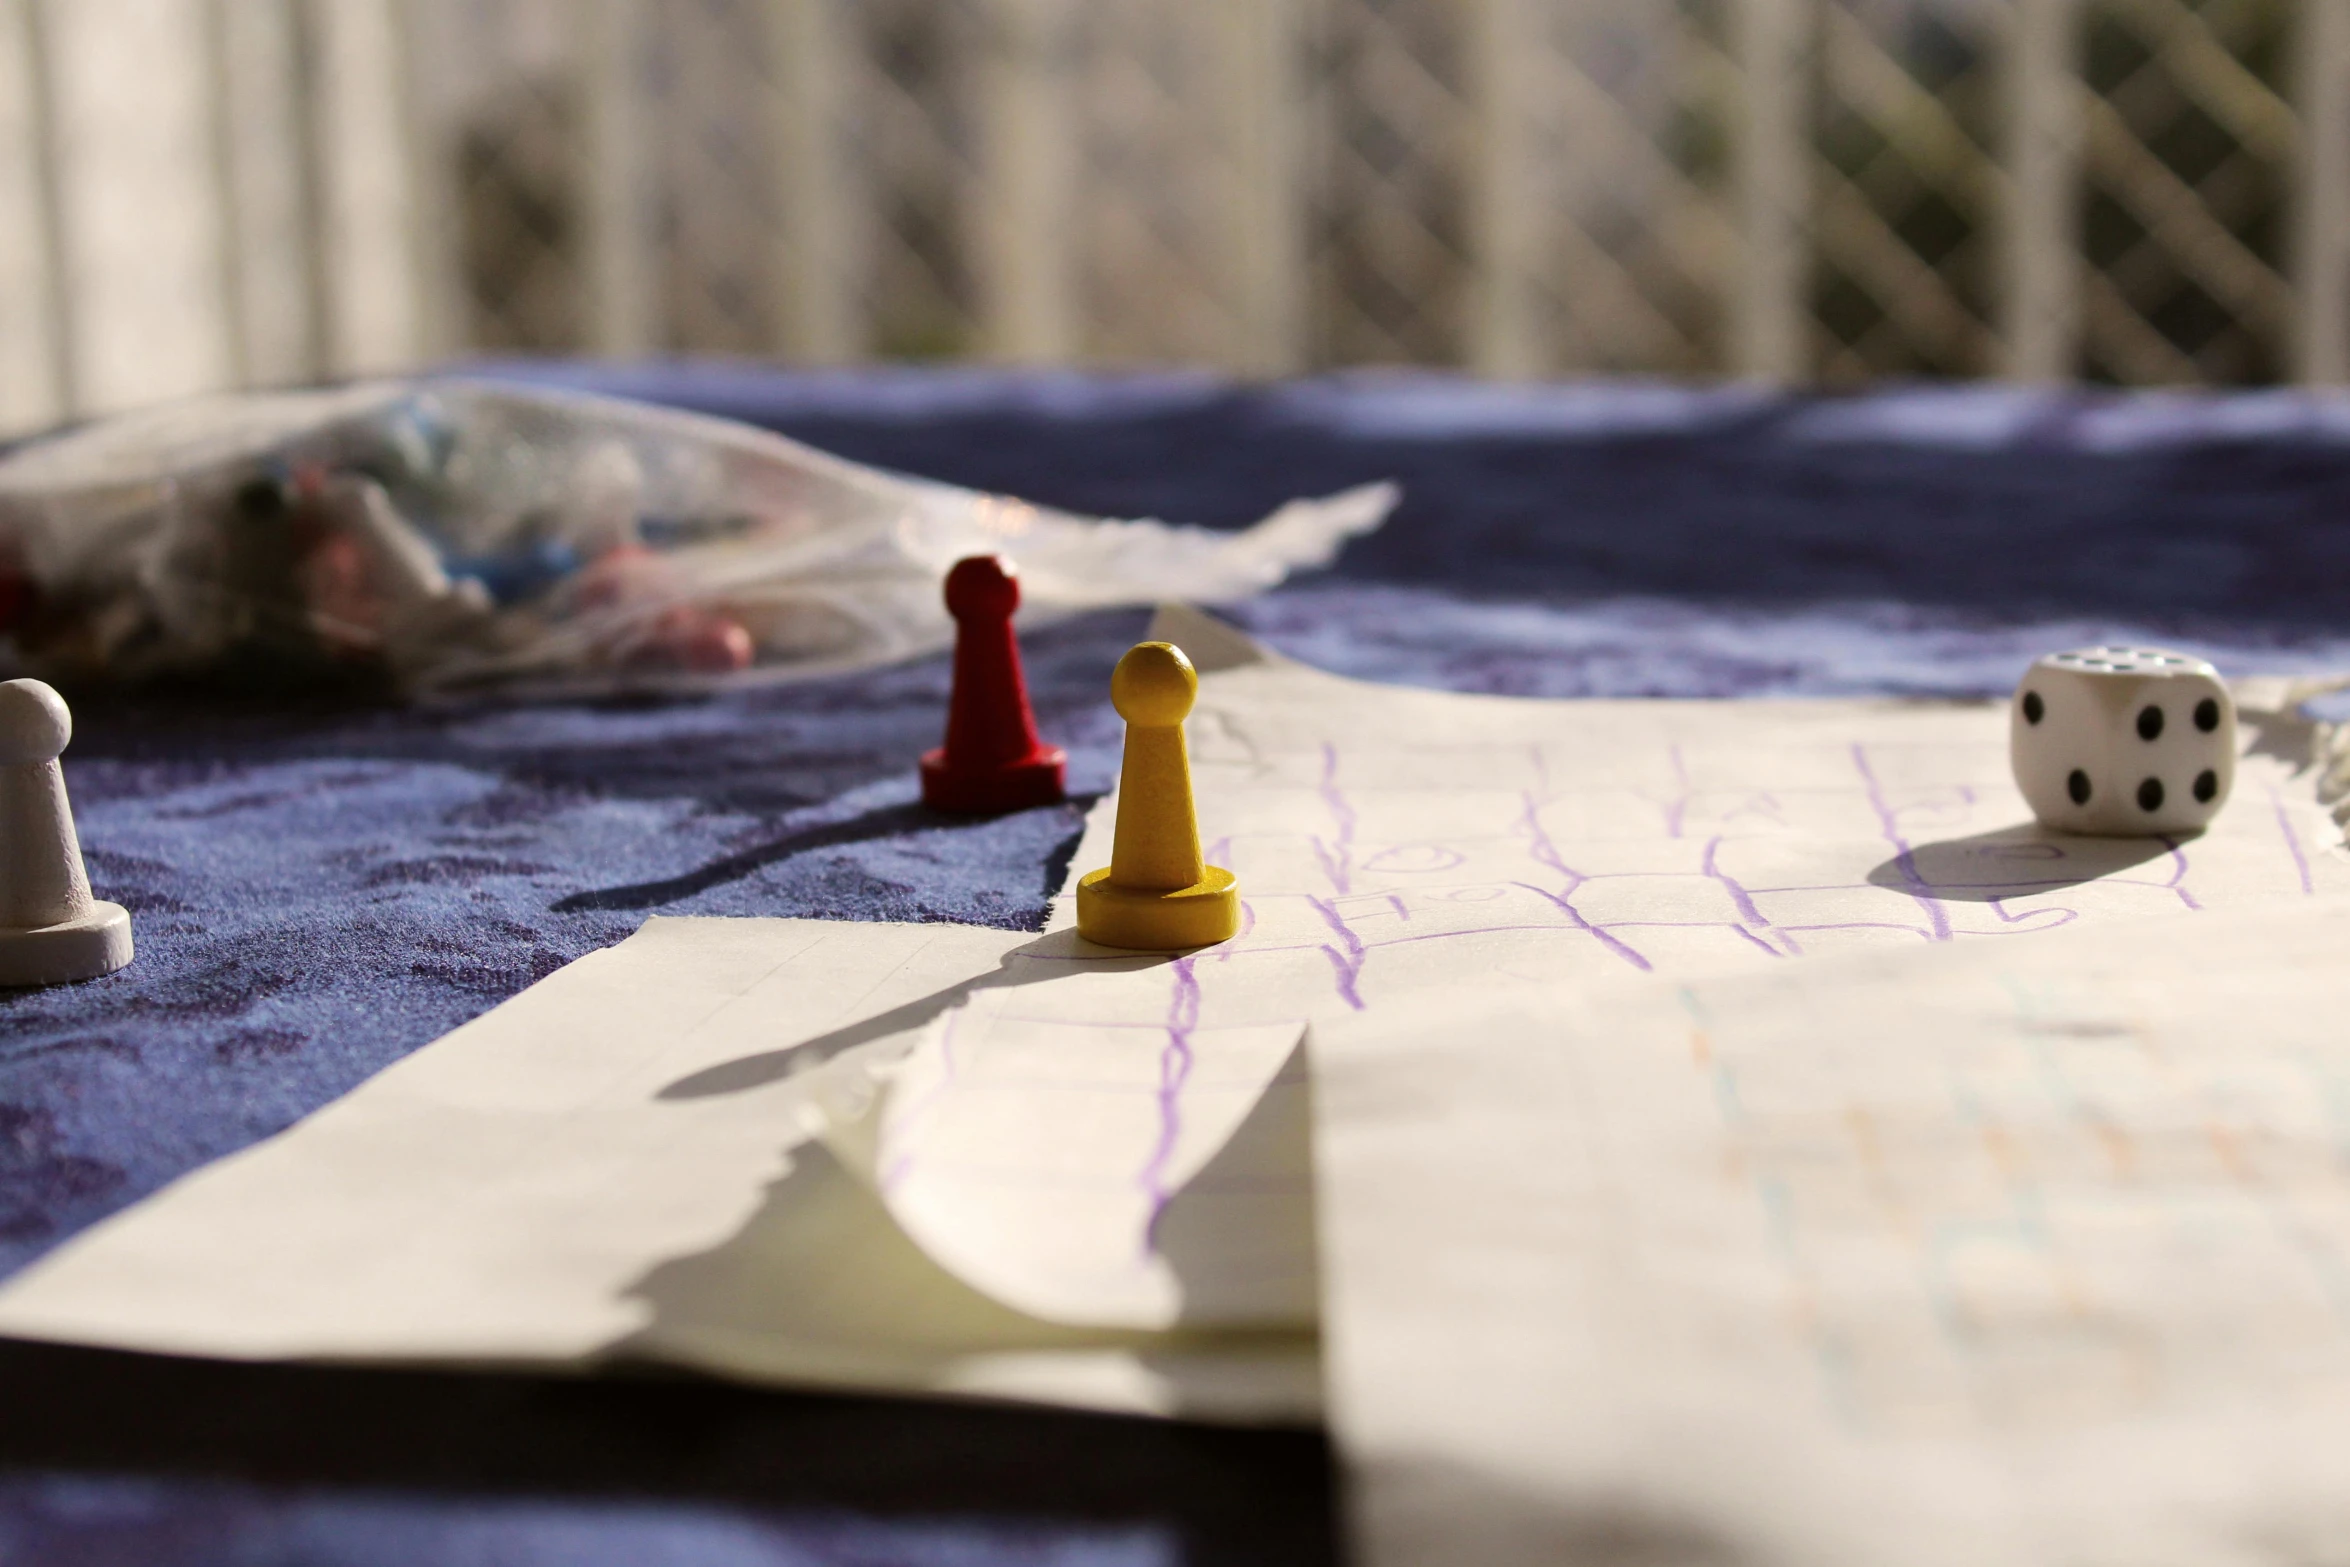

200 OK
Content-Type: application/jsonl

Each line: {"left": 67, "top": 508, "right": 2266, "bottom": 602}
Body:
{"left": 1366, "top": 921, "right": 1622, "bottom": 951}
{"left": 1701, "top": 834, "right": 1787, "bottom": 954}
{"left": 1661, "top": 743, "right": 1692, "bottom": 839}
{"left": 1851, "top": 743, "right": 1952, "bottom": 940}
{"left": 1515, "top": 791, "right": 1582, "bottom": 888}
{"left": 1139, "top": 957, "right": 1200, "bottom": 1253}
{"left": 1318, "top": 947, "right": 1365, "bottom": 1008}
{"left": 1307, "top": 896, "right": 1369, "bottom": 1010}
{"left": 1211, "top": 899, "right": 1256, "bottom": 962}
{"left": 1204, "top": 938, "right": 1331, "bottom": 959}
{"left": 1778, "top": 920, "right": 1944, "bottom": 942}
{"left": 1310, "top": 742, "right": 1356, "bottom": 894}
{"left": 1986, "top": 898, "right": 2078, "bottom": 931}
{"left": 1510, "top": 880, "right": 1653, "bottom": 971}
{"left": 2155, "top": 836, "right": 2204, "bottom": 911}
{"left": 2270, "top": 784, "right": 2316, "bottom": 894}
{"left": 1879, "top": 874, "right": 2076, "bottom": 894}
{"left": 1359, "top": 914, "right": 1879, "bottom": 964}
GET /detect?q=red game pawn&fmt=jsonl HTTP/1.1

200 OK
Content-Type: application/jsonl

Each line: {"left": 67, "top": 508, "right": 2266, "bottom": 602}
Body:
{"left": 921, "top": 555, "right": 1067, "bottom": 813}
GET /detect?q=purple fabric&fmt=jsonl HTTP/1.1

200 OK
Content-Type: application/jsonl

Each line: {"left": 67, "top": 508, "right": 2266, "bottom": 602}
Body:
{"left": 6, "top": 365, "right": 2350, "bottom": 1565}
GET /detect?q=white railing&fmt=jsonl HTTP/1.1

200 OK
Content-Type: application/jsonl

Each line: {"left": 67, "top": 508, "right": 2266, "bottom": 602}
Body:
{"left": 0, "top": 0, "right": 2343, "bottom": 437}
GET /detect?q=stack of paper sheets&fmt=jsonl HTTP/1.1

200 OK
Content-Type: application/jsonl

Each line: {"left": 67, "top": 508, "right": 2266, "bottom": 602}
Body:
{"left": 4, "top": 608, "right": 2345, "bottom": 1563}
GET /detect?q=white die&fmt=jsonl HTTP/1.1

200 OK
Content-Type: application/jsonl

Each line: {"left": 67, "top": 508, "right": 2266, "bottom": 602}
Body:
{"left": 2009, "top": 647, "right": 2235, "bottom": 836}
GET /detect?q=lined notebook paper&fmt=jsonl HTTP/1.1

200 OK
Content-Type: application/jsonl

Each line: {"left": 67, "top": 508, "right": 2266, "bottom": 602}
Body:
{"left": 1315, "top": 893, "right": 2350, "bottom": 1567}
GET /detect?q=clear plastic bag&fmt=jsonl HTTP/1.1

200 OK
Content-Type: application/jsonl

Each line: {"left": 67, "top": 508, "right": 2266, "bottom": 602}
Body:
{"left": 0, "top": 379, "right": 1394, "bottom": 697}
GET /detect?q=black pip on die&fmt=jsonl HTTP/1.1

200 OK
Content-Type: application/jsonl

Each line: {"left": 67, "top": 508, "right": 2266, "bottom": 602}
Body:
{"left": 2010, "top": 647, "right": 2235, "bottom": 836}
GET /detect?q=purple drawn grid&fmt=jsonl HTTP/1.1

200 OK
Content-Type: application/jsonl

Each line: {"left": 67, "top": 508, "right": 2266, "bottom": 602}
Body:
{"left": 880, "top": 716, "right": 2331, "bottom": 1284}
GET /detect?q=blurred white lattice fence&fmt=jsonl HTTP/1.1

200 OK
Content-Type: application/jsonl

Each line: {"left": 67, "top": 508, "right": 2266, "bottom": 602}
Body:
{"left": 2, "top": 0, "right": 2347, "bottom": 436}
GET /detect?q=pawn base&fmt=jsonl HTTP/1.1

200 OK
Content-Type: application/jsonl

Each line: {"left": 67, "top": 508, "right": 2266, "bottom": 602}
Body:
{"left": 1075, "top": 866, "right": 1240, "bottom": 951}
{"left": 921, "top": 746, "right": 1067, "bottom": 815}
{"left": 0, "top": 900, "right": 133, "bottom": 987}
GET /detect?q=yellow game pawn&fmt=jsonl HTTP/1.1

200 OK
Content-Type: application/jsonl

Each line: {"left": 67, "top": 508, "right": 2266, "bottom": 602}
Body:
{"left": 1076, "top": 642, "right": 1240, "bottom": 951}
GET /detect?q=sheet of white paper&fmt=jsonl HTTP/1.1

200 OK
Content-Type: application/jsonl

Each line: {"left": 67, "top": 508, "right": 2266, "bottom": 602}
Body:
{"left": 857, "top": 606, "right": 2350, "bottom": 1332}
{"left": 1314, "top": 894, "right": 2350, "bottom": 1567}
{"left": 0, "top": 913, "right": 1317, "bottom": 1421}
{"left": 873, "top": 967, "right": 1311, "bottom": 1330}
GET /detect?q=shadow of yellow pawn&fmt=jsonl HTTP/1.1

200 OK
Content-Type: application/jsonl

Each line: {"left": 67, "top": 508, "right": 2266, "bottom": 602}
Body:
{"left": 1075, "top": 642, "right": 1240, "bottom": 951}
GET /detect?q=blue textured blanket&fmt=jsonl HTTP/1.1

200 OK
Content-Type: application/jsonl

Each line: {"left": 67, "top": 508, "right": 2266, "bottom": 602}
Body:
{"left": 4, "top": 367, "right": 2350, "bottom": 1566}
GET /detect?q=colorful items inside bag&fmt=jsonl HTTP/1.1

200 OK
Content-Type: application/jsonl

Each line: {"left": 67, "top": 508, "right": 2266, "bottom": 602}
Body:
{"left": 0, "top": 380, "right": 1392, "bottom": 697}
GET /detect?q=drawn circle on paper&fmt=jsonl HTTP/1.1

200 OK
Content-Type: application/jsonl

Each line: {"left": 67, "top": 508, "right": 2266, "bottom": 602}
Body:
{"left": 1361, "top": 843, "right": 1467, "bottom": 874}
{"left": 1440, "top": 886, "right": 1508, "bottom": 903}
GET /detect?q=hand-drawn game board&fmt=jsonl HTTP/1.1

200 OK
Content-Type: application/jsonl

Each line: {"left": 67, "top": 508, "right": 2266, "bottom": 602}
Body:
{"left": 1, "top": 615, "right": 2341, "bottom": 1420}
{"left": 868, "top": 616, "right": 2350, "bottom": 1332}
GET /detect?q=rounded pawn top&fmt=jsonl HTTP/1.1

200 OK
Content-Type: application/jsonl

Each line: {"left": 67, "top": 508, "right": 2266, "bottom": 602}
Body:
{"left": 943, "top": 555, "right": 1020, "bottom": 622}
{"left": 1110, "top": 642, "right": 1196, "bottom": 727}
{"left": 0, "top": 678, "right": 70, "bottom": 765}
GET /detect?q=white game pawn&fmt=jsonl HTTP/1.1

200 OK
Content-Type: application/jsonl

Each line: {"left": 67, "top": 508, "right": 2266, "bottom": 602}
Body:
{"left": 0, "top": 679, "right": 132, "bottom": 986}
